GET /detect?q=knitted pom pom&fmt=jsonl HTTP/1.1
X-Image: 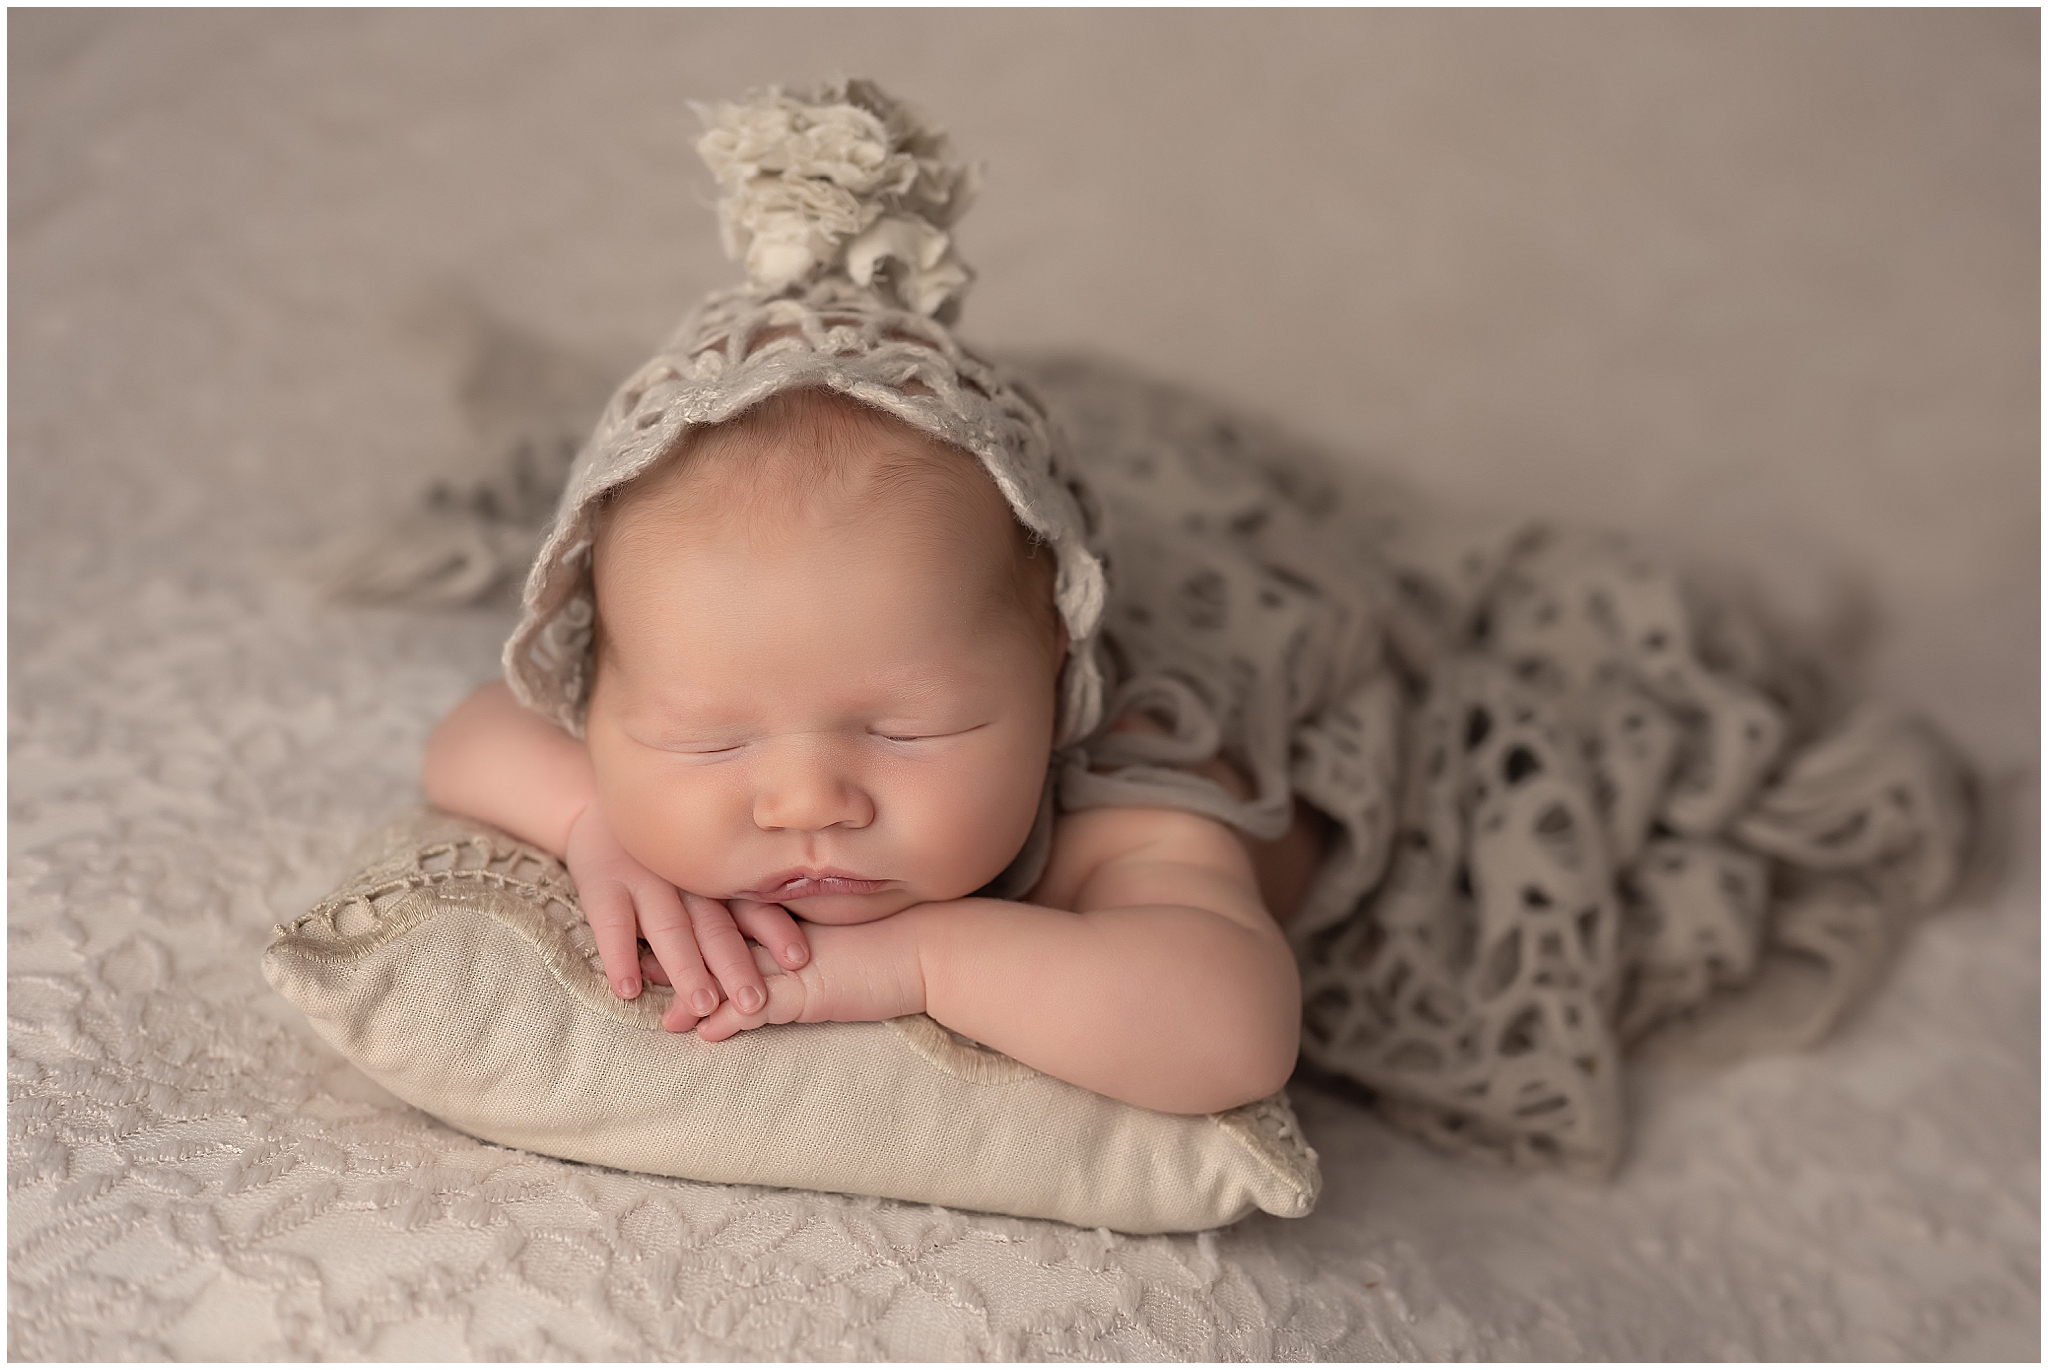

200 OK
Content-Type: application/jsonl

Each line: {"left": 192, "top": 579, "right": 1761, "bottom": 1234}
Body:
{"left": 693, "top": 78, "right": 981, "bottom": 319}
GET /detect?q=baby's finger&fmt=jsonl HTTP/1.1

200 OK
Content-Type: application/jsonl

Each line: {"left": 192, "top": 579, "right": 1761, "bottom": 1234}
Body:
{"left": 683, "top": 891, "right": 769, "bottom": 1017}
{"left": 579, "top": 880, "right": 651, "bottom": 1001}
{"left": 694, "top": 963, "right": 808, "bottom": 1042}
{"left": 637, "top": 944, "right": 671, "bottom": 986}
{"left": 730, "top": 898, "right": 810, "bottom": 969}
{"left": 630, "top": 883, "right": 721, "bottom": 1031}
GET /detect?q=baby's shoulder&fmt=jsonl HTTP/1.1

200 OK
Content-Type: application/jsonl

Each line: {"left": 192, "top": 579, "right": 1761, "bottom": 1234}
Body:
{"left": 1024, "top": 802, "right": 1260, "bottom": 924}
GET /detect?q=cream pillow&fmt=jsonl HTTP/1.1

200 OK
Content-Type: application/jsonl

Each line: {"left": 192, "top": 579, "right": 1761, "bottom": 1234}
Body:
{"left": 263, "top": 809, "right": 1320, "bottom": 1234}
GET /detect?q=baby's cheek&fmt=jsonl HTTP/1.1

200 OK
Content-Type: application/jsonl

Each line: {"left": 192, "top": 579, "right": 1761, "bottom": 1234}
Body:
{"left": 903, "top": 750, "right": 1048, "bottom": 898}
{"left": 594, "top": 754, "right": 721, "bottom": 893}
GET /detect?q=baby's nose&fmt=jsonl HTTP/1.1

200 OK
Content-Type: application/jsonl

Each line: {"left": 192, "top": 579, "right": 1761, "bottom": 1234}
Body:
{"left": 751, "top": 744, "right": 875, "bottom": 833}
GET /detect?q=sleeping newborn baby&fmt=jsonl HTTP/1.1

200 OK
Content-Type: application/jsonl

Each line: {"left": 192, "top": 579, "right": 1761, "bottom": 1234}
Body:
{"left": 409, "top": 77, "right": 1971, "bottom": 1167}
{"left": 424, "top": 384, "right": 1316, "bottom": 1115}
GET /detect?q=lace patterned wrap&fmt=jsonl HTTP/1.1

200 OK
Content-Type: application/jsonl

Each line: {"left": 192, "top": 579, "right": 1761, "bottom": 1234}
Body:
{"left": 1016, "top": 357, "right": 1974, "bottom": 1178}
{"left": 502, "top": 79, "right": 1110, "bottom": 756}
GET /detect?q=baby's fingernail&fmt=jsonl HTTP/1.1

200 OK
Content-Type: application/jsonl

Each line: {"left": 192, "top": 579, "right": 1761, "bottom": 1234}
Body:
{"left": 691, "top": 989, "right": 717, "bottom": 1017}
{"left": 618, "top": 977, "right": 639, "bottom": 998}
{"left": 736, "top": 986, "right": 763, "bottom": 1014}
{"left": 783, "top": 944, "right": 807, "bottom": 967}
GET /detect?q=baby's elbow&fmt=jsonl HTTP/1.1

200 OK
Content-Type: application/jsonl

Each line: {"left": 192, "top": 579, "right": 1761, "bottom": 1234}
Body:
{"left": 421, "top": 690, "right": 505, "bottom": 818}
{"left": 421, "top": 681, "right": 507, "bottom": 803}
{"left": 1203, "top": 1008, "right": 1301, "bottom": 1114}
{"left": 420, "top": 711, "right": 467, "bottom": 809}
{"left": 1244, "top": 1010, "right": 1304, "bottom": 1102}
{"left": 1158, "top": 963, "right": 1301, "bottom": 1115}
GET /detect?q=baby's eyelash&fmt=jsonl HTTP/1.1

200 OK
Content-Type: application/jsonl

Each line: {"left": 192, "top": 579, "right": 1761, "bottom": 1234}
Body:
{"left": 874, "top": 723, "right": 987, "bottom": 744}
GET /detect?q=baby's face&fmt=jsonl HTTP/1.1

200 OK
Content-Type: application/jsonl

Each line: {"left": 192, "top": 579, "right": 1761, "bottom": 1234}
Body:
{"left": 585, "top": 431, "right": 1061, "bottom": 925}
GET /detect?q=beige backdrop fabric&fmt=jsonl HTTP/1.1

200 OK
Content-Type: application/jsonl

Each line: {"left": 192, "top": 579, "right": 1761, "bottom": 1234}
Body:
{"left": 9, "top": 10, "right": 2037, "bottom": 1360}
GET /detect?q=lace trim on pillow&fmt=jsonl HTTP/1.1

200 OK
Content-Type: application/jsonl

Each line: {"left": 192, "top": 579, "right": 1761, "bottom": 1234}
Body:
{"left": 276, "top": 812, "right": 672, "bottom": 1032}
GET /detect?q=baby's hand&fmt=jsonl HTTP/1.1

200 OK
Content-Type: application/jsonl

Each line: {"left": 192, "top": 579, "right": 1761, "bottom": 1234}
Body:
{"left": 694, "top": 918, "right": 927, "bottom": 1042}
{"left": 563, "top": 802, "right": 809, "bottom": 1032}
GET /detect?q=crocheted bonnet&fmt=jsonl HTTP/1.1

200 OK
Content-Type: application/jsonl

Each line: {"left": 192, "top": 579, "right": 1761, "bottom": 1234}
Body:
{"left": 502, "top": 78, "right": 1110, "bottom": 747}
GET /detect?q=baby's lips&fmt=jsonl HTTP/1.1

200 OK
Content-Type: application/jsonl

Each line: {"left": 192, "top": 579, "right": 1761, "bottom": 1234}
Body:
{"left": 740, "top": 872, "right": 889, "bottom": 901}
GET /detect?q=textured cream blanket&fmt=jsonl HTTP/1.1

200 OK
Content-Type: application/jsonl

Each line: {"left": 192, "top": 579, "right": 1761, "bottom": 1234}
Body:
{"left": 10, "top": 10, "right": 2035, "bottom": 1360}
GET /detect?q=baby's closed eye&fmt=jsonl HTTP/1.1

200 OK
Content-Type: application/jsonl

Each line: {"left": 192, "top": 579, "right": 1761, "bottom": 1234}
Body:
{"left": 871, "top": 722, "right": 987, "bottom": 743}
{"left": 620, "top": 723, "right": 750, "bottom": 754}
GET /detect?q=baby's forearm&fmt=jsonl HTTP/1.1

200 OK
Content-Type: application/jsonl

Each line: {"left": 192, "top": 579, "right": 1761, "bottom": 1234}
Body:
{"left": 421, "top": 680, "right": 596, "bottom": 858}
{"left": 898, "top": 897, "right": 1301, "bottom": 1115}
